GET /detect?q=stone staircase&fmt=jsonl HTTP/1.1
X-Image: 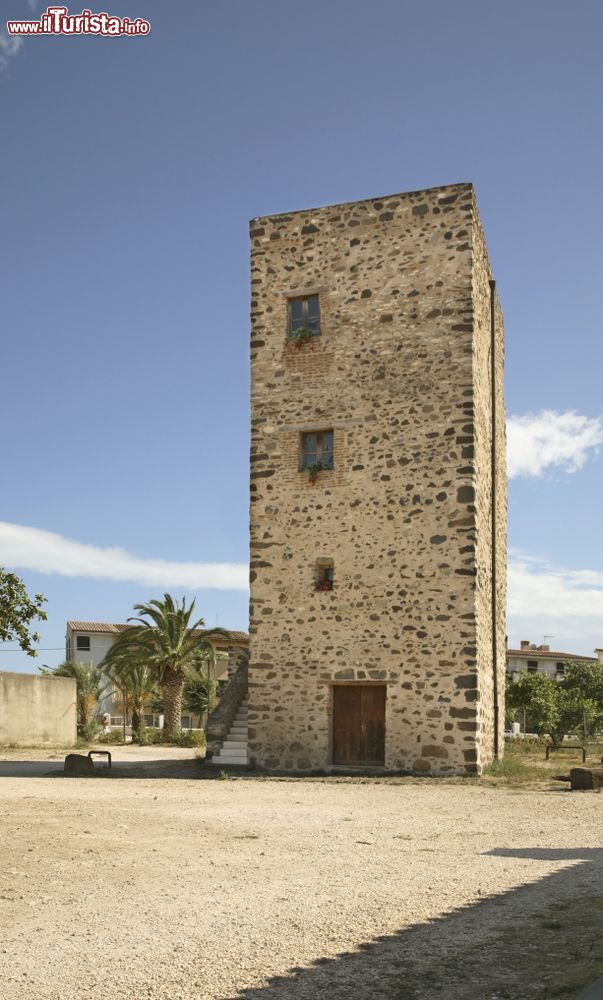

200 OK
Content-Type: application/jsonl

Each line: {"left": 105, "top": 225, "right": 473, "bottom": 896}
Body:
{"left": 210, "top": 698, "right": 248, "bottom": 767}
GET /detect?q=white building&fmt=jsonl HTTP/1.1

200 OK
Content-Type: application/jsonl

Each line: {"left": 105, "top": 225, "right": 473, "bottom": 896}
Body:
{"left": 506, "top": 640, "right": 600, "bottom": 682}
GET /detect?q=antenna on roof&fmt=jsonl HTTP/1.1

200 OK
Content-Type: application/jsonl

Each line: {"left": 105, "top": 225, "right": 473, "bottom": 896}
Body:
{"left": 543, "top": 635, "right": 555, "bottom": 645}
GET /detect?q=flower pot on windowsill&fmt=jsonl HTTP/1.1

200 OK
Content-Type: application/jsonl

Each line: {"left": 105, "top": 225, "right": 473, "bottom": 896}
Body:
{"left": 306, "top": 461, "right": 327, "bottom": 485}
{"left": 288, "top": 326, "right": 317, "bottom": 350}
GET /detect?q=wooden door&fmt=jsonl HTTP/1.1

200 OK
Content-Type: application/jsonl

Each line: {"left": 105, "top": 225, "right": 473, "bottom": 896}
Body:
{"left": 332, "top": 685, "right": 386, "bottom": 765}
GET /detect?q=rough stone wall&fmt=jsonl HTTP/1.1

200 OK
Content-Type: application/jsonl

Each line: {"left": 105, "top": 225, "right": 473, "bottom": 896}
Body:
{"left": 471, "top": 208, "right": 507, "bottom": 769}
{"left": 249, "top": 182, "right": 506, "bottom": 775}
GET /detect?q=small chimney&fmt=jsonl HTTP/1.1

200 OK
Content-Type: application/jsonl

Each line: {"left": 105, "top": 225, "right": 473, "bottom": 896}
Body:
{"left": 520, "top": 640, "right": 530, "bottom": 649}
{"left": 538, "top": 644, "right": 550, "bottom": 652}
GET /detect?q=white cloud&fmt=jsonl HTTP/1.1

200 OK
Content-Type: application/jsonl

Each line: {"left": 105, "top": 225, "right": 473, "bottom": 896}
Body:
{"left": 0, "top": 1, "right": 40, "bottom": 69}
{"left": 507, "top": 410, "right": 603, "bottom": 479}
{"left": 508, "top": 550, "right": 603, "bottom": 654}
{"left": 0, "top": 32, "right": 24, "bottom": 69}
{"left": 0, "top": 522, "right": 249, "bottom": 591}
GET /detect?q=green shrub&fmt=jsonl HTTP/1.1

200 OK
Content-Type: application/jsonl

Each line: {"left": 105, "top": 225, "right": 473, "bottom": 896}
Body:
{"left": 178, "top": 729, "right": 206, "bottom": 748}
{"left": 131, "top": 727, "right": 206, "bottom": 747}
{"left": 97, "top": 730, "right": 125, "bottom": 745}
{"left": 78, "top": 720, "right": 100, "bottom": 743}
{"left": 133, "top": 727, "right": 164, "bottom": 745}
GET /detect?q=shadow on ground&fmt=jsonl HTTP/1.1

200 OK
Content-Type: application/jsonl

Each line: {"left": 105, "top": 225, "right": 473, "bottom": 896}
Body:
{"left": 0, "top": 756, "right": 203, "bottom": 779}
{"left": 221, "top": 848, "right": 603, "bottom": 1000}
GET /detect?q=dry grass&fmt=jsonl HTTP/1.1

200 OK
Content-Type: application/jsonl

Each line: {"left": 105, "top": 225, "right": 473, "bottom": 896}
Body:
{"left": 482, "top": 740, "right": 603, "bottom": 788}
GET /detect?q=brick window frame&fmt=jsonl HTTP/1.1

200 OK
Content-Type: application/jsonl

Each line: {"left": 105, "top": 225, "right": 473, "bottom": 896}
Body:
{"left": 288, "top": 295, "right": 321, "bottom": 338}
{"left": 300, "top": 430, "right": 334, "bottom": 471}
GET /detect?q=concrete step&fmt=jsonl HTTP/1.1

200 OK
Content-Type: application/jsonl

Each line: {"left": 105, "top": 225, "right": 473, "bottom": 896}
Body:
{"left": 211, "top": 754, "right": 248, "bottom": 766}
{"left": 209, "top": 698, "right": 250, "bottom": 766}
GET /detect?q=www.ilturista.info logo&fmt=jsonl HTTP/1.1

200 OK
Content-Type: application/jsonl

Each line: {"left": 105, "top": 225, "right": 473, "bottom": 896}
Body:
{"left": 6, "top": 6, "right": 151, "bottom": 36}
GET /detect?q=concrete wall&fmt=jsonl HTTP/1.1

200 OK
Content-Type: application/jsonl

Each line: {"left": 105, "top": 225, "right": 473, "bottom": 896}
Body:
{"left": 0, "top": 672, "right": 77, "bottom": 746}
{"left": 248, "top": 182, "right": 507, "bottom": 775}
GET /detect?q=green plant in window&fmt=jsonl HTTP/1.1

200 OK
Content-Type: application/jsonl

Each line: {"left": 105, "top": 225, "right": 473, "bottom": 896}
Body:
{"left": 289, "top": 325, "right": 316, "bottom": 349}
{"left": 306, "top": 460, "right": 326, "bottom": 485}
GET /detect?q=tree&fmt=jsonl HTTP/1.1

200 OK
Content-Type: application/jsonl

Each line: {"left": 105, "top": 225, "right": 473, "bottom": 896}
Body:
{"left": 109, "top": 595, "right": 229, "bottom": 742}
{"left": 41, "top": 660, "right": 111, "bottom": 738}
{"left": 0, "top": 567, "right": 47, "bottom": 657}
{"left": 560, "top": 661, "right": 603, "bottom": 708}
{"left": 101, "top": 635, "right": 158, "bottom": 737}
{"left": 559, "top": 661, "right": 603, "bottom": 739}
{"left": 183, "top": 645, "right": 227, "bottom": 724}
{"left": 506, "top": 672, "right": 560, "bottom": 741}
{"left": 506, "top": 660, "right": 603, "bottom": 745}
{"left": 183, "top": 672, "right": 217, "bottom": 723}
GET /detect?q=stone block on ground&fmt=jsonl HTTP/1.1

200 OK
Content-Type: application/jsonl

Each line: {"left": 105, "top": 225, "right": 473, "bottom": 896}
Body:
{"left": 63, "top": 753, "right": 96, "bottom": 777}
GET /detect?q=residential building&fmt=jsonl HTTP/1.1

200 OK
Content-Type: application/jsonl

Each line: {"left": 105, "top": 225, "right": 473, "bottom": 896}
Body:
{"left": 506, "top": 640, "right": 599, "bottom": 681}
{"left": 247, "top": 182, "right": 506, "bottom": 775}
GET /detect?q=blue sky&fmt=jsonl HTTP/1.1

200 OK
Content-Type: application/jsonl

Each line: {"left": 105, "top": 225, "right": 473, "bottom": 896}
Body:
{"left": 1, "top": 0, "right": 603, "bottom": 669}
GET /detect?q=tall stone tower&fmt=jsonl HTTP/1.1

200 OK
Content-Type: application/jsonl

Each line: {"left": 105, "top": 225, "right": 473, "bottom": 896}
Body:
{"left": 248, "top": 182, "right": 506, "bottom": 776}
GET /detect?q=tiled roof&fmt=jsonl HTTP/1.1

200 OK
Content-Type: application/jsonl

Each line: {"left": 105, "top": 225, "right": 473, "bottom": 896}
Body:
{"left": 67, "top": 621, "right": 249, "bottom": 643}
{"left": 506, "top": 648, "right": 596, "bottom": 662}
{"left": 68, "top": 621, "right": 129, "bottom": 634}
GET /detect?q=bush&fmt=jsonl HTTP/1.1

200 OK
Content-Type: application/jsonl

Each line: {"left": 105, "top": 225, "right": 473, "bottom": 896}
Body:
{"left": 132, "top": 727, "right": 206, "bottom": 747}
{"left": 133, "top": 727, "right": 164, "bottom": 745}
{"left": 78, "top": 720, "right": 101, "bottom": 743}
{"left": 178, "top": 730, "right": 206, "bottom": 748}
{"left": 97, "top": 730, "right": 125, "bottom": 745}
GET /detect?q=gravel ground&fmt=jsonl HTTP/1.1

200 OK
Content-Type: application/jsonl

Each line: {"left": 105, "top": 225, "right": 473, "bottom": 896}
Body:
{"left": 0, "top": 755, "right": 601, "bottom": 1000}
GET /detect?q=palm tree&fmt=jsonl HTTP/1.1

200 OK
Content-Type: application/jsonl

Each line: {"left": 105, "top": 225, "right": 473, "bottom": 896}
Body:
{"left": 41, "top": 660, "right": 111, "bottom": 737}
{"left": 101, "top": 636, "right": 158, "bottom": 737}
{"left": 110, "top": 595, "right": 229, "bottom": 742}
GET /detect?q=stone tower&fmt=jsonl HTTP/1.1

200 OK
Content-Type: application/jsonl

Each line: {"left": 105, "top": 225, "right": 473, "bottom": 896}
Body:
{"left": 248, "top": 182, "right": 506, "bottom": 775}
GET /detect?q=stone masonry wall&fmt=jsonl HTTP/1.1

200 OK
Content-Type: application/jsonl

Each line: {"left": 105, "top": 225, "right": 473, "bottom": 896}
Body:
{"left": 249, "top": 182, "right": 506, "bottom": 775}
{"left": 471, "top": 208, "right": 507, "bottom": 769}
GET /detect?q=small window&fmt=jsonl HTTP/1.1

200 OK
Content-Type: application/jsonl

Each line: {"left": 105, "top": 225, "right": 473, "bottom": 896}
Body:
{"left": 288, "top": 295, "right": 320, "bottom": 338}
{"left": 315, "top": 559, "right": 334, "bottom": 592}
{"left": 556, "top": 662, "right": 565, "bottom": 675}
{"left": 301, "top": 430, "right": 334, "bottom": 471}
{"left": 527, "top": 660, "right": 538, "bottom": 674}
{"left": 76, "top": 635, "right": 91, "bottom": 651}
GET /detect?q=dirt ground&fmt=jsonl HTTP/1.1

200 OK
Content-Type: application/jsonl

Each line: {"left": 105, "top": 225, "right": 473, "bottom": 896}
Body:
{"left": 0, "top": 748, "right": 601, "bottom": 1000}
